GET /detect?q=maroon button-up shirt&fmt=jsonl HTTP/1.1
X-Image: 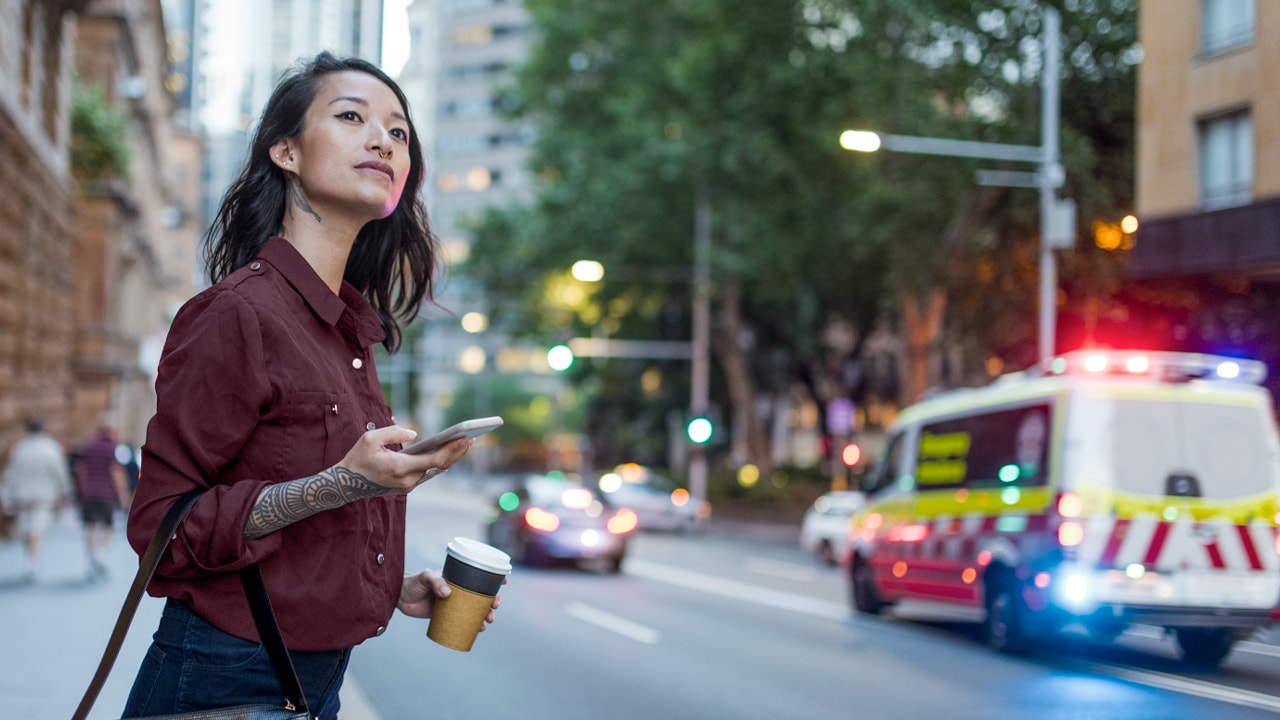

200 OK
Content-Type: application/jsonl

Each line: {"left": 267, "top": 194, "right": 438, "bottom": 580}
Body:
{"left": 128, "top": 237, "right": 405, "bottom": 651}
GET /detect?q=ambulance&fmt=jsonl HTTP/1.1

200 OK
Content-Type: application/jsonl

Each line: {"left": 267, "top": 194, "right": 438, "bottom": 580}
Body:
{"left": 847, "top": 350, "right": 1280, "bottom": 667}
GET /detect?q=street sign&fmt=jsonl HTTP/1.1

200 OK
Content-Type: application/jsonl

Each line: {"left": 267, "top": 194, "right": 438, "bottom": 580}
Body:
{"left": 826, "top": 398, "right": 854, "bottom": 435}
{"left": 1045, "top": 197, "right": 1077, "bottom": 249}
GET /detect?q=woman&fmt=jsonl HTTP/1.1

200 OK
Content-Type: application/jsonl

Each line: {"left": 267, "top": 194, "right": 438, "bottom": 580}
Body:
{"left": 123, "top": 52, "right": 498, "bottom": 719}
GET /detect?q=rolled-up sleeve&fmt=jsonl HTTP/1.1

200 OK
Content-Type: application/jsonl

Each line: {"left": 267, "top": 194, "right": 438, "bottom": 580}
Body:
{"left": 128, "top": 289, "right": 282, "bottom": 578}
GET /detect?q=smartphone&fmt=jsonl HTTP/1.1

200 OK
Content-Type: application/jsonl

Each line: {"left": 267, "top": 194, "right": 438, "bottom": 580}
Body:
{"left": 399, "top": 416, "right": 504, "bottom": 455}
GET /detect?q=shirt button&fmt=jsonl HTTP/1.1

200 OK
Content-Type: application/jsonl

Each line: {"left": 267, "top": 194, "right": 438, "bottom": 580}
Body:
{"left": 376, "top": 553, "right": 386, "bottom": 565}
{"left": 375, "top": 626, "right": 386, "bottom": 637}
{"left": 250, "top": 262, "right": 261, "bottom": 270}
{"left": 352, "top": 358, "right": 363, "bottom": 369}
{"left": 366, "top": 421, "right": 377, "bottom": 431}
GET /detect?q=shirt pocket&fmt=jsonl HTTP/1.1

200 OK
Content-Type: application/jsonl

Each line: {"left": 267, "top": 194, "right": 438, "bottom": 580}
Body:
{"left": 281, "top": 391, "right": 356, "bottom": 474}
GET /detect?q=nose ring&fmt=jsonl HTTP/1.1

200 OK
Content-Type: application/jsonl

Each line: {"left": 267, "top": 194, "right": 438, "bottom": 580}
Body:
{"left": 378, "top": 149, "right": 391, "bottom": 160}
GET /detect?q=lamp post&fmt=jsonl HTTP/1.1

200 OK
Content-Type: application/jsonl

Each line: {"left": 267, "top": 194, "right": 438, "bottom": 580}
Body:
{"left": 839, "top": 7, "right": 1071, "bottom": 365}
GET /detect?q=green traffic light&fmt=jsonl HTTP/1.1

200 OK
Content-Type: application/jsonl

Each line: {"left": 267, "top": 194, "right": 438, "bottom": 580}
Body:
{"left": 687, "top": 416, "right": 713, "bottom": 444}
{"left": 547, "top": 344, "right": 574, "bottom": 371}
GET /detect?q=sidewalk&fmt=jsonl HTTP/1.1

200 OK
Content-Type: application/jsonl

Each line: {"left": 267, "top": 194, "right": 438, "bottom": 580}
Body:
{"left": 0, "top": 480, "right": 795, "bottom": 719}
{"left": 0, "top": 507, "right": 380, "bottom": 720}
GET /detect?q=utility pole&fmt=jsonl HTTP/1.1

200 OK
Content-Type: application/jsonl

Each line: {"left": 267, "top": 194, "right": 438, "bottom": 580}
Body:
{"left": 1037, "top": 7, "right": 1062, "bottom": 365}
{"left": 690, "top": 181, "right": 712, "bottom": 507}
{"left": 839, "top": 6, "right": 1068, "bottom": 365}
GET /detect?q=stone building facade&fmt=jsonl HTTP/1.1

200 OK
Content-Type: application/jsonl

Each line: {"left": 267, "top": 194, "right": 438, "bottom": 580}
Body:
{"left": 1127, "top": 0, "right": 1280, "bottom": 400}
{"left": 0, "top": 0, "right": 197, "bottom": 486}
{"left": 0, "top": 0, "right": 83, "bottom": 456}
{"left": 71, "top": 0, "right": 201, "bottom": 448}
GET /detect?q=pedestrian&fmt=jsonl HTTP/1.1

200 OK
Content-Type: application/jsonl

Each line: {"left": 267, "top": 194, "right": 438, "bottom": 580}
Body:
{"left": 121, "top": 52, "right": 501, "bottom": 720}
{"left": 72, "top": 416, "right": 132, "bottom": 579}
{"left": 1, "top": 417, "right": 72, "bottom": 582}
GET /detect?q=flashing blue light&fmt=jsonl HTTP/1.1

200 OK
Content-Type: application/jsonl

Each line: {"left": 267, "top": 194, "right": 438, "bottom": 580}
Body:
{"left": 1217, "top": 361, "right": 1241, "bottom": 379}
{"left": 1063, "top": 573, "right": 1088, "bottom": 605}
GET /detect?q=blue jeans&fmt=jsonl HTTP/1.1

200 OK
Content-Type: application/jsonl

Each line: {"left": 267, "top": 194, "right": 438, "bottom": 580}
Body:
{"left": 122, "top": 599, "right": 351, "bottom": 719}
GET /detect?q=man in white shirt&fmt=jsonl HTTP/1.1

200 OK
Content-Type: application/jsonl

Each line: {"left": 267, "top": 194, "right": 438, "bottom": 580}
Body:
{"left": 2, "top": 418, "right": 72, "bottom": 582}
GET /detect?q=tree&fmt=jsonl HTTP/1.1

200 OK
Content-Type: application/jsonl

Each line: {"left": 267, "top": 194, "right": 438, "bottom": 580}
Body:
{"left": 464, "top": 0, "right": 1138, "bottom": 476}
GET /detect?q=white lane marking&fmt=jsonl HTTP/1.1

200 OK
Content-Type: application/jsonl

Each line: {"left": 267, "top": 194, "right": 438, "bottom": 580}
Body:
{"left": 626, "top": 559, "right": 847, "bottom": 621}
{"left": 743, "top": 556, "right": 818, "bottom": 583}
{"left": 565, "top": 602, "right": 661, "bottom": 644}
{"left": 1087, "top": 663, "right": 1280, "bottom": 713}
{"left": 1237, "top": 640, "right": 1280, "bottom": 660}
{"left": 630, "top": 559, "right": 1280, "bottom": 710}
{"left": 339, "top": 675, "right": 384, "bottom": 720}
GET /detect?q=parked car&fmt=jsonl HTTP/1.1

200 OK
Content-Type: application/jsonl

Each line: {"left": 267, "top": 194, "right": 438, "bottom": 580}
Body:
{"left": 597, "top": 464, "right": 711, "bottom": 533}
{"left": 484, "top": 474, "right": 638, "bottom": 573}
{"left": 799, "top": 490, "right": 865, "bottom": 565}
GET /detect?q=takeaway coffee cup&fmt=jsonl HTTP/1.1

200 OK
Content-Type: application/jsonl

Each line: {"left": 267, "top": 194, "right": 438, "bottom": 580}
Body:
{"left": 427, "top": 537, "right": 512, "bottom": 651}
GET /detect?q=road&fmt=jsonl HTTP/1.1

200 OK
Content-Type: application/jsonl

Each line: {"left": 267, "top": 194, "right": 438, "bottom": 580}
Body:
{"left": 346, "top": 480, "right": 1280, "bottom": 720}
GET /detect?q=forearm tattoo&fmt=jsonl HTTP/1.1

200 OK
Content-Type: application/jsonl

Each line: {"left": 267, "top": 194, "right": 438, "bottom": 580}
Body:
{"left": 243, "top": 466, "right": 389, "bottom": 539}
{"left": 288, "top": 180, "right": 321, "bottom": 223}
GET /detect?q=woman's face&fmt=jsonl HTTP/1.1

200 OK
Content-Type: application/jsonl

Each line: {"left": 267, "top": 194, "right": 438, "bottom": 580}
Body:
{"left": 273, "top": 70, "right": 412, "bottom": 222}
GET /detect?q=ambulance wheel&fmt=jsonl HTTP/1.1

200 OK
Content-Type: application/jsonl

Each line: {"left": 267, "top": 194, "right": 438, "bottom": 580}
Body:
{"left": 851, "top": 559, "right": 884, "bottom": 615}
{"left": 1175, "top": 629, "right": 1234, "bottom": 669}
{"left": 985, "top": 580, "right": 1030, "bottom": 654}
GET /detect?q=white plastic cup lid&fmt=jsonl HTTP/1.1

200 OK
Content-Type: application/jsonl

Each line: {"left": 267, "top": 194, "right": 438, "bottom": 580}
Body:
{"left": 446, "top": 537, "right": 512, "bottom": 575}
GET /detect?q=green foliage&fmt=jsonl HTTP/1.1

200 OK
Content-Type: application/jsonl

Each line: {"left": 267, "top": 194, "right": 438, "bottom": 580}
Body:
{"left": 70, "top": 83, "right": 130, "bottom": 183}
{"left": 705, "top": 462, "right": 829, "bottom": 522}
{"left": 464, "top": 0, "right": 1137, "bottom": 454}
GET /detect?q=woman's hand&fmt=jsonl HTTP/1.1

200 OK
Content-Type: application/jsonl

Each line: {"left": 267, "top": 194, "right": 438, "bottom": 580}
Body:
{"left": 337, "top": 425, "right": 473, "bottom": 495}
{"left": 244, "top": 425, "right": 471, "bottom": 539}
{"left": 397, "top": 569, "right": 504, "bottom": 629}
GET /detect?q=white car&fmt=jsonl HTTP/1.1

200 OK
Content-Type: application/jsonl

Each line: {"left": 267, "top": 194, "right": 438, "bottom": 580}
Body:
{"left": 799, "top": 490, "right": 865, "bottom": 565}
{"left": 598, "top": 466, "right": 710, "bottom": 533}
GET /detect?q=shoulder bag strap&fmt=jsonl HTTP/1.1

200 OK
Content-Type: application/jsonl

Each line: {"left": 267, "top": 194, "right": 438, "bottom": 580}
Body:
{"left": 71, "top": 490, "right": 310, "bottom": 719}
{"left": 240, "top": 563, "right": 308, "bottom": 713}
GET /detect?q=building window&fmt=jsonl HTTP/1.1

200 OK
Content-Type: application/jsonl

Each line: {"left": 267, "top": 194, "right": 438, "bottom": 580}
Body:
{"left": 445, "top": 61, "right": 508, "bottom": 81}
{"left": 1201, "top": 0, "right": 1254, "bottom": 55}
{"left": 449, "top": 0, "right": 511, "bottom": 11}
{"left": 1198, "top": 110, "right": 1252, "bottom": 210}
{"left": 443, "top": 96, "right": 496, "bottom": 118}
{"left": 439, "top": 134, "right": 491, "bottom": 156}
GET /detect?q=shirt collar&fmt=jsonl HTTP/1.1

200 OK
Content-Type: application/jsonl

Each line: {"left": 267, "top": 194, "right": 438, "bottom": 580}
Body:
{"left": 257, "top": 236, "right": 387, "bottom": 347}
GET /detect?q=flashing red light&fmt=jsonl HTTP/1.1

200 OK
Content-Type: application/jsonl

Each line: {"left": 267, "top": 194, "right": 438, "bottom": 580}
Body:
{"left": 524, "top": 507, "right": 560, "bottom": 532}
{"left": 1058, "top": 521, "right": 1084, "bottom": 546}
{"left": 1125, "top": 355, "right": 1150, "bottom": 373}
{"left": 1057, "top": 492, "right": 1083, "bottom": 518}
{"left": 1083, "top": 354, "right": 1109, "bottom": 373}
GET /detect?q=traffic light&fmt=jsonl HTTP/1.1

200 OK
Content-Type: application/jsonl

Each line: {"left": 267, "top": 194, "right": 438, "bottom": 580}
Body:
{"left": 686, "top": 416, "right": 713, "bottom": 444}
{"left": 546, "top": 344, "right": 574, "bottom": 371}
{"left": 841, "top": 442, "right": 862, "bottom": 467}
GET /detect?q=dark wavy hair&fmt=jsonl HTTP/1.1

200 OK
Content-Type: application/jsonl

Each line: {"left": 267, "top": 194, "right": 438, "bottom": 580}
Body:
{"left": 203, "top": 51, "right": 436, "bottom": 352}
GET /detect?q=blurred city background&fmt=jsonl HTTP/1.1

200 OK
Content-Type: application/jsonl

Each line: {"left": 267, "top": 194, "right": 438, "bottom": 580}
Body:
{"left": 4, "top": 1, "right": 1280, "bottom": 718}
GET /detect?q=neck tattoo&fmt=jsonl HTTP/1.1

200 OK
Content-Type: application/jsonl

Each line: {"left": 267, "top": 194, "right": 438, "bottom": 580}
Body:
{"left": 289, "top": 181, "right": 321, "bottom": 224}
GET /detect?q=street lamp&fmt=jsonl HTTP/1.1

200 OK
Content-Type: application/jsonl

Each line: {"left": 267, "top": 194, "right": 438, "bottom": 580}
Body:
{"left": 839, "top": 7, "right": 1071, "bottom": 365}
{"left": 571, "top": 259, "right": 604, "bottom": 283}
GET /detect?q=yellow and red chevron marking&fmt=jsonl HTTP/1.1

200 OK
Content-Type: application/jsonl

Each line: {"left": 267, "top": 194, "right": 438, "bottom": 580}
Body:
{"left": 859, "top": 486, "right": 1280, "bottom": 607}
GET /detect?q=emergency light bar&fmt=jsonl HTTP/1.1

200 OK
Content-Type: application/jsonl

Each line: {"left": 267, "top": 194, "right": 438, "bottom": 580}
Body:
{"left": 1043, "top": 350, "right": 1267, "bottom": 385}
